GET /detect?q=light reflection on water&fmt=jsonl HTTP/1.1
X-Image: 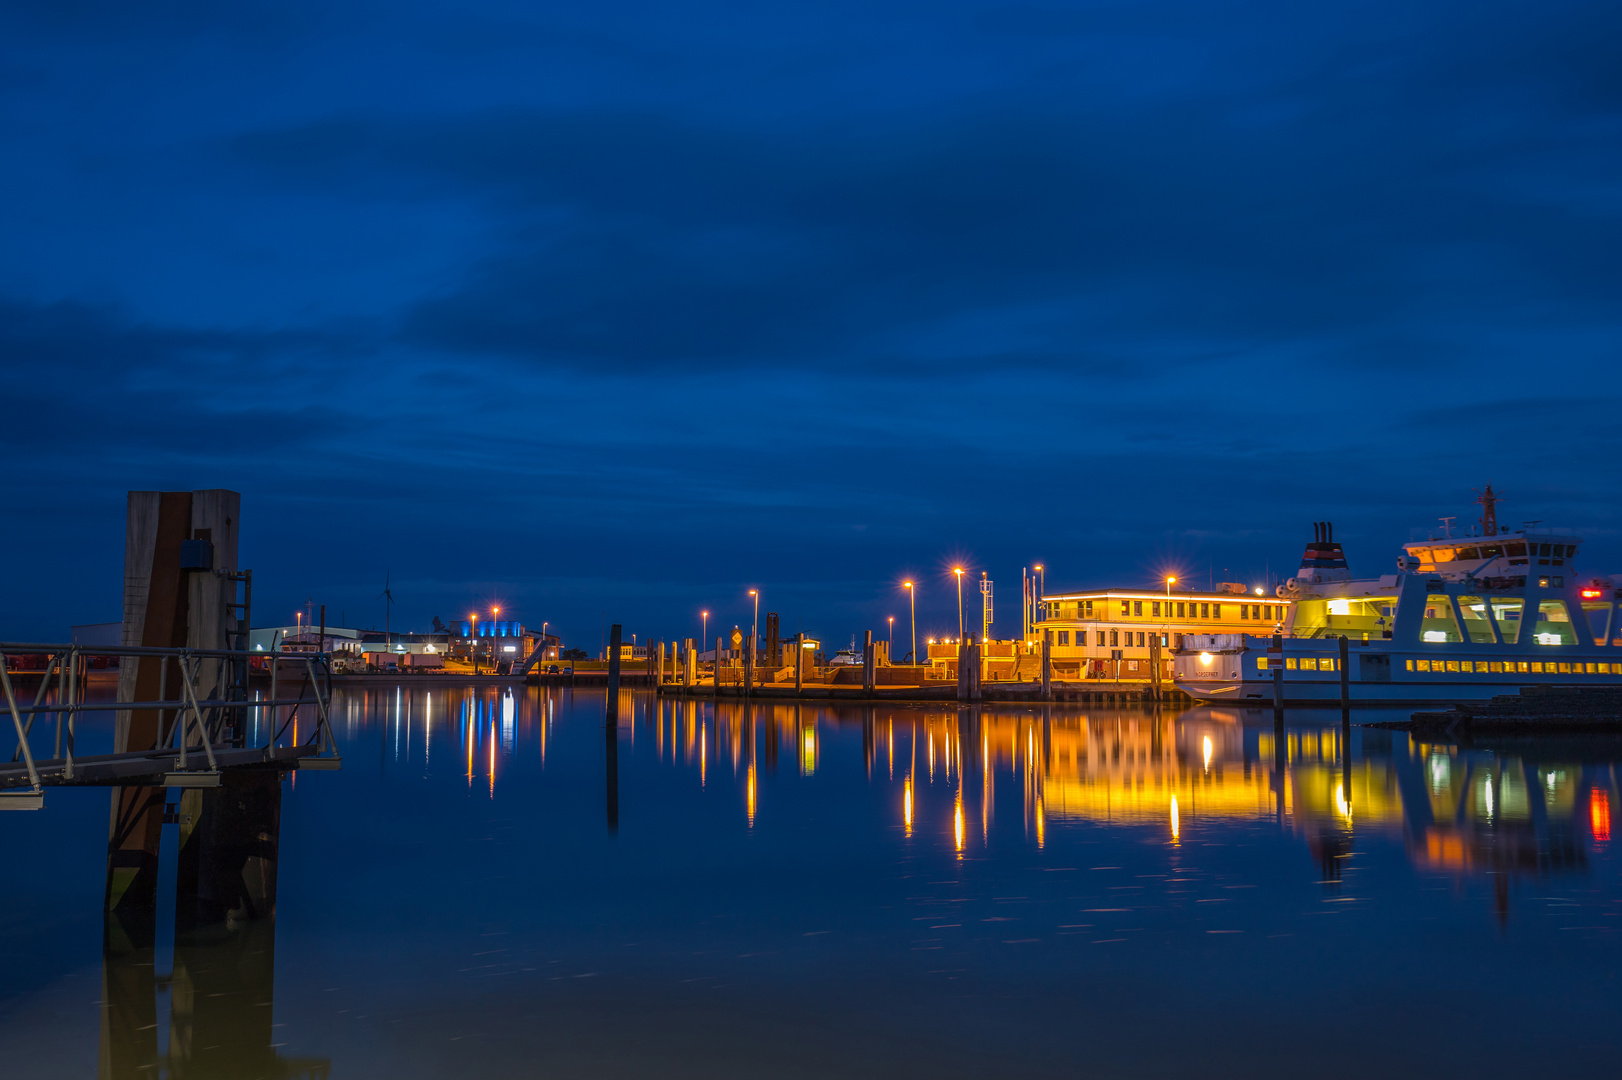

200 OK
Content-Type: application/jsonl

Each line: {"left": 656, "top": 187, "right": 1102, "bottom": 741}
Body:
{"left": 5, "top": 685, "right": 1622, "bottom": 1077}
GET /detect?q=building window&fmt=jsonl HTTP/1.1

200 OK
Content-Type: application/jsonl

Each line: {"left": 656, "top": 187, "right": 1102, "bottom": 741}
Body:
{"left": 1176, "top": 602, "right": 1185, "bottom": 618}
{"left": 1120, "top": 601, "right": 1130, "bottom": 617}
{"left": 1133, "top": 601, "right": 1143, "bottom": 616}
{"left": 1057, "top": 630, "right": 1069, "bottom": 645}
{"left": 1084, "top": 600, "right": 1094, "bottom": 617}
{"left": 1159, "top": 634, "right": 1168, "bottom": 646}
{"left": 1110, "top": 630, "right": 1119, "bottom": 647}
{"left": 1152, "top": 601, "right": 1161, "bottom": 617}
{"left": 1096, "top": 631, "right": 1106, "bottom": 646}
{"left": 1239, "top": 605, "right": 1248, "bottom": 619}
{"left": 1136, "top": 632, "right": 1145, "bottom": 647}
{"left": 1212, "top": 604, "right": 1222, "bottom": 619}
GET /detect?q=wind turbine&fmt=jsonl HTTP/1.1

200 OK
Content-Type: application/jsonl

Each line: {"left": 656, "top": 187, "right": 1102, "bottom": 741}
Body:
{"left": 380, "top": 571, "right": 396, "bottom": 646}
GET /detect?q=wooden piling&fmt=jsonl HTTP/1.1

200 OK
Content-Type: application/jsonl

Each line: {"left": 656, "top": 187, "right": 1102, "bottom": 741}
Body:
{"left": 794, "top": 632, "right": 803, "bottom": 693}
{"left": 1338, "top": 635, "right": 1350, "bottom": 708}
{"left": 1041, "top": 630, "right": 1052, "bottom": 701}
{"left": 714, "top": 636, "right": 723, "bottom": 694}
{"left": 863, "top": 630, "right": 875, "bottom": 695}
{"left": 606, "top": 624, "right": 622, "bottom": 717}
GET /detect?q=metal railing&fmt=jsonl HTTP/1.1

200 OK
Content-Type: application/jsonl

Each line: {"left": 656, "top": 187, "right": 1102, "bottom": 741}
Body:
{"left": 1, "top": 642, "right": 339, "bottom": 808}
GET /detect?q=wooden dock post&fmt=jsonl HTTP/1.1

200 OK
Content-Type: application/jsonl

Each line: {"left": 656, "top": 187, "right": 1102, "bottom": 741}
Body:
{"left": 794, "top": 632, "right": 804, "bottom": 693}
{"left": 684, "top": 638, "right": 695, "bottom": 688}
{"left": 714, "top": 636, "right": 723, "bottom": 695}
{"left": 1041, "top": 630, "right": 1052, "bottom": 701}
{"left": 743, "top": 632, "right": 753, "bottom": 696}
{"left": 956, "top": 640, "right": 968, "bottom": 702}
{"left": 863, "top": 630, "right": 875, "bottom": 695}
{"left": 967, "top": 635, "right": 982, "bottom": 702}
{"left": 1338, "top": 635, "right": 1350, "bottom": 710}
{"left": 1270, "top": 632, "right": 1284, "bottom": 720}
{"left": 606, "top": 624, "right": 622, "bottom": 717}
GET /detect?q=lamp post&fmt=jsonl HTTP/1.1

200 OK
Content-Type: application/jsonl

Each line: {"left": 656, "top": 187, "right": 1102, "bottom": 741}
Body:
{"left": 953, "top": 568, "right": 965, "bottom": 643}
{"left": 887, "top": 616, "right": 894, "bottom": 664}
{"left": 701, "top": 610, "right": 709, "bottom": 663}
{"left": 903, "top": 581, "right": 916, "bottom": 666}
{"left": 748, "top": 590, "right": 759, "bottom": 671}
{"left": 470, "top": 612, "right": 479, "bottom": 675}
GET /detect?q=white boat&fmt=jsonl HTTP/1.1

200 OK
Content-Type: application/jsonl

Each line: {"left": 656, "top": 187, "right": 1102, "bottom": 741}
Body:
{"left": 829, "top": 637, "right": 864, "bottom": 666}
{"left": 1173, "top": 490, "right": 1621, "bottom": 705}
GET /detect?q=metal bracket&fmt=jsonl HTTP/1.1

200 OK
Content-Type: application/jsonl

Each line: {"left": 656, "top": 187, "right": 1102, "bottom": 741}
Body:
{"left": 0, "top": 790, "right": 44, "bottom": 810}
{"left": 297, "top": 757, "right": 342, "bottom": 771}
{"left": 163, "top": 772, "right": 222, "bottom": 788}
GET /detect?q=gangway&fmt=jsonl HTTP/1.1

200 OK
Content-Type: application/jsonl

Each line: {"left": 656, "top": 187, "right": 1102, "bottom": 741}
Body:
{"left": 1, "top": 641, "right": 339, "bottom": 809}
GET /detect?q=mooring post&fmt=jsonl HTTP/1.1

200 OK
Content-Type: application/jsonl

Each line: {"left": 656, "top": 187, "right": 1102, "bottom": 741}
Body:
{"left": 1338, "top": 634, "right": 1350, "bottom": 711}
{"left": 656, "top": 641, "right": 666, "bottom": 691}
{"left": 863, "top": 630, "right": 875, "bottom": 695}
{"left": 1149, "top": 633, "right": 1162, "bottom": 703}
{"left": 743, "top": 632, "right": 753, "bottom": 697}
{"left": 606, "top": 624, "right": 622, "bottom": 719}
{"left": 714, "top": 636, "right": 723, "bottom": 696}
{"left": 794, "top": 632, "right": 804, "bottom": 694}
{"left": 174, "top": 769, "right": 282, "bottom": 928}
{"left": 967, "top": 635, "right": 982, "bottom": 702}
{"left": 1041, "top": 629, "right": 1052, "bottom": 701}
{"left": 605, "top": 713, "right": 619, "bottom": 833}
{"left": 956, "top": 639, "right": 968, "bottom": 702}
{"left": 1270, "top": 632, "right": 1284, "bottom": 720}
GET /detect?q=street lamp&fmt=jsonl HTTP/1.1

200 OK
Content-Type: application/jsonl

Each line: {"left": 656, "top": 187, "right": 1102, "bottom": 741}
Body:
{"left": 1165, "top": 576, "right": 1176, "bottom": 605}
{"left": 470, "top": 612, "right": 479, "bottom": 674}
{"left": 902, "top": 581, "right": 916, "bottom": 667}
{"left": 953, "top": 568, "right": 965, "bottom": 642}
{"left": 701, "top": 610, "right": 709, "bottom": 656}
{"left": 887, "top": 615, "right": 894, "bottom": 663}
{"left": 748, "top": 590, "right": 759, "bottom": 671}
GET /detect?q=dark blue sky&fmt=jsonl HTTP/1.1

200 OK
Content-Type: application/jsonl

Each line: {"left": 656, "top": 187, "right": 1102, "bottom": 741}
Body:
{"left": 3, "top": 0, "right": 1619, "bottom": 648}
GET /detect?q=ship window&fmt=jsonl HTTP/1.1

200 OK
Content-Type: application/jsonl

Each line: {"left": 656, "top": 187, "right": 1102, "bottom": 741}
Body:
{"left": 1532, "top": 600, "right": 1577, "bottom": 646}
{"left": 1538, "top": 543, "right": 1551, "bottom": 557}
{"left": 1420, "top": 598, "right": 1463, "bottom": 643}
{"left": 1285, "top": 658, "right": 1297, "bottom": 670}
{"left": 1583, "top": 603, "right": 1612, "bottom": 646}
{"left": 1459, "top": 547, "right": 1481, "bottom": 560}
{"left": 1057, "top": 631, "right": 1069, "bottom": 645}
{"left": 1416, "top": 659, "right": 1430, "bottom": 671}
{"left": 1445, "top": 660, "right": 1461, "bottom": 672}
{"left": 1432, "top": 548, "right": 1455, "bottom": 563}
{"left": 1323, "top": 658, "right": 1336, "bottom": 672}
{"left": 1567, "top": 545, "right": 1579, "bottom": 557}
{"left": 1406, "top": 659, "right": 1415, "bottom": 671}
{"left": 1133, "top": 601, "right": 1143, "bottom": 617}
{"left": 1458, "top": 596, "right": 1496, "bottom": 644}
{"left": 1507, "top": 542, "right": 1526, "bottom": 557}
{"left": 1480, "top": 545, "right": 1502, "bottom": 558}
{"left": 1257, "top": 657, "right": 1269, "bottom": 670}
{"left": 1300, "top": 658, "right": 1318, "bottom": 671}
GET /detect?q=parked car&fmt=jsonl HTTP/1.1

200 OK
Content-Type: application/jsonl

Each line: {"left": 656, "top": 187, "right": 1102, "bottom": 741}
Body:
{"left": 546, "top": 664, "right": 559, "bottom": 674}
{"left": 562, "top": 665, "right": 574, "bottom": 675}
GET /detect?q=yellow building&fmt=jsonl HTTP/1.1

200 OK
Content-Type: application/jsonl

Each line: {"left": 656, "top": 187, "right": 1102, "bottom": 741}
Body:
{"left": 1033, "top": 586, "right": 1294, "bottom": 682}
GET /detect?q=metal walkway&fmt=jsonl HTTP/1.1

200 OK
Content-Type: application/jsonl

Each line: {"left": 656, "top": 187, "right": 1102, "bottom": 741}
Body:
{"left": 1, "top": 641, "right": 340, "bottom": 809}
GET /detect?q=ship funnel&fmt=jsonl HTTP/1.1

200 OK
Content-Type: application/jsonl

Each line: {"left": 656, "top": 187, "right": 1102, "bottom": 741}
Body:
{"left": 1284, "top": 520, "right": 1351, "bottom": 594}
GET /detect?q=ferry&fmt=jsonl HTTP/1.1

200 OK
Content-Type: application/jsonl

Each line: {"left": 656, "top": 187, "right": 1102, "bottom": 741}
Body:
{"left": 829, "top": 638, "right": 864, "bottom": 666}
{"left": 1173, "top": 488, "right": 1621, "bottom": 705}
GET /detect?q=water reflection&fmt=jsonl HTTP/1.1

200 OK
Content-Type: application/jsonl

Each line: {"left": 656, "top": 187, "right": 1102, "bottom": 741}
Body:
{"left": 332, "top": 686, "right": 1619, "bottom": 913}
{"left": 100, "top": 916, "right": 327, "bottom": 1079}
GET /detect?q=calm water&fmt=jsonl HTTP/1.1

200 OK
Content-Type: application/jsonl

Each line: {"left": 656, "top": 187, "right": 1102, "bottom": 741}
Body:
{"left": 5, "top": 685, "right": 1622, "bottom": 1077}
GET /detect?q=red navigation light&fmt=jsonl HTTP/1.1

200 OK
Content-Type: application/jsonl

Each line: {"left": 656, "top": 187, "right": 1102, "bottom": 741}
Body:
{"left": 1592, "top": 788, "right": 1611, "bottom": 845}
{"left": 1581, "top": 588, "right": 1604, "bottom": 599}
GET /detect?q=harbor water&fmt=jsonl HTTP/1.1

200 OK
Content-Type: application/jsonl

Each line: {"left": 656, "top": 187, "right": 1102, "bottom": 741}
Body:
{"left": 4, "top": 685, "right": 1622, "bottom": 1077}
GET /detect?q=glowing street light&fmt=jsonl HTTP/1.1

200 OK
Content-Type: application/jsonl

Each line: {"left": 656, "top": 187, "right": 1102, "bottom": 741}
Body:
{"left": 748, "top": 590, "right": 759, "bottom": 674}
{"left": 902, "top": 581, "right": 916, "bottom": 667}
{"left": 953, "top": 568, "right": 965, "bottom": 642}
{"left": 470, "top": 611, "right": 479, "bottom": 674}
{"left": 701, "top": 610, "right": 709, "bottom": 652}
{"left": 887, "top": 615, "right": 895, "bottom": 662}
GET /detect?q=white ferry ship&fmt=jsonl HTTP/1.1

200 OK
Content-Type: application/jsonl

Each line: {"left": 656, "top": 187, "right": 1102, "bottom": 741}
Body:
{"left": 1173, "top": 489, "right": 1621, "bottom": 705}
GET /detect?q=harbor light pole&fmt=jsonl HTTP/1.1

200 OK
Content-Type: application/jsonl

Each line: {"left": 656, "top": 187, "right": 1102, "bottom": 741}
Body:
{"left": 701, "top": 610, "right": 709, "bottom": 658}
{"left": 748, "top": 590, "right": 759, "bottom": 670}
{"left": 888, "top": 616, "right": 894, "bottom": 664}
{"left": 470, "top": 612, "right": 479, "bottom": 674}
{"left": 903, "top": 581, "right": 916, "bottom": 666}
{"left": 953, "top": 568, "right": 965, "bottom": 643}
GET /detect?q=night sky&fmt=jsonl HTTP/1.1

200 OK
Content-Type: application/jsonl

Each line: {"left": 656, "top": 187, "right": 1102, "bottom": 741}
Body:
{"left": 3, "top": 0, "right": 1619, "bottom": 649}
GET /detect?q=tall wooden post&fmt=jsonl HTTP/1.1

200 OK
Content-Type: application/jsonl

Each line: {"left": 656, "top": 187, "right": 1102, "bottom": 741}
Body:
{"left": 794, "top": 633, "right": 804, "bottom": 693}
{"left": 684, "top": 638, "right": 694, "bottom": 688}
{"left": 714, "top": 636, "right": 723, "bottom": 695}
{"left": 863, "top": 630, "right": 875, "bottom": 695}
{"left": 1041, "top": 629, "right": 1052, "bottom": 701}
{"left": 743, "top": 631, "right": 754, "bottom": 697}
{"left": 968, "top": 636, "right": 982, "bottom": 702}
{"left": 1338, "top": 635, "right": 1351, "bottom": 709}
{"left": 606, "top": 624, "right": 622, "bottom": 718}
